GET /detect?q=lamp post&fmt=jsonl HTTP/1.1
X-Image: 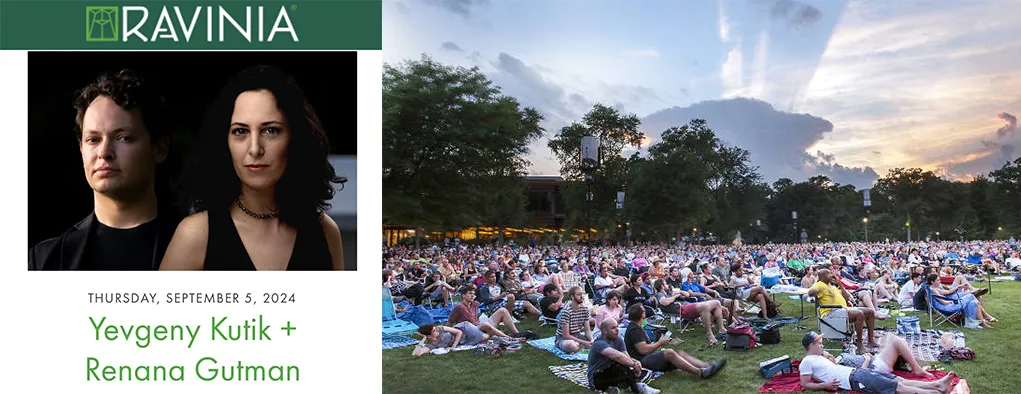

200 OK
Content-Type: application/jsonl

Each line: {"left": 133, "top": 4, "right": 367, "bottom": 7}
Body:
{"left": 616, "top": 191, "right": 625, "bottom": 246}
{"left": 791, "top": 211, "right": 798, "bottom": 244}
{"left": 863, "top": 188, "right": 871, "bottom": 243}
{"left": 581, "top": 135, "right": 600, "bottom": 266}
{"left": 863, "top": 217, "right": 869, "bottom": 243}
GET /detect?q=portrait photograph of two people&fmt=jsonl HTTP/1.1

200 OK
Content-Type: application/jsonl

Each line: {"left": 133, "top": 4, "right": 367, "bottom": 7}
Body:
{"left": 27, "top": 51, "right": 358, "bottom": 271}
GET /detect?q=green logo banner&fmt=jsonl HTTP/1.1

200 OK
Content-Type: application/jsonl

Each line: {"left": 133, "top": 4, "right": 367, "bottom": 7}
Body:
{"left": 1, "top": 0, "right": 381, "bottom": 50}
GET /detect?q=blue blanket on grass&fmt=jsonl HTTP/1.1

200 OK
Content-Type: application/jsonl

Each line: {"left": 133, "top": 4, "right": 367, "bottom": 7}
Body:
{"left": 527, "top": 337, "right": 588, "bottom": 361}
{"left": 396, "top": 305, "right": 454, "bottom": 325}
{"left": 382, "top": 333, "right": 418, "bottom": 350}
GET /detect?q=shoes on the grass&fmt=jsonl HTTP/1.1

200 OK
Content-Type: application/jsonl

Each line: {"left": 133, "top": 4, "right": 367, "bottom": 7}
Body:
{"left": 700, "top": 359, "right": 727, "bottom": 378}
{"left": 604, "top": 386, "right": 621, "bottom": 394}
{"left": 637, "top": 382, "right": 660, "bottom": 394}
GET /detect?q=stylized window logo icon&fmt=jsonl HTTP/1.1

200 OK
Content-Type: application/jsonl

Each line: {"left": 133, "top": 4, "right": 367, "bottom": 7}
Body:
{"left": 86, "top": 6, "right": 118, "bottom": 42}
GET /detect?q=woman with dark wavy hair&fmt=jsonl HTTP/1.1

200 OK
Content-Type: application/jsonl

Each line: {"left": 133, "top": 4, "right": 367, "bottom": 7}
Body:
{"left": 161, "top": 65, "right": 345, "bottom": 270}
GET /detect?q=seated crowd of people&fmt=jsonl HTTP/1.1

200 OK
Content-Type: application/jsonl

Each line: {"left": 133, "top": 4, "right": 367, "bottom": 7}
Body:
{"left": 383, "top": 238, "right": 1013, "bottom": 393}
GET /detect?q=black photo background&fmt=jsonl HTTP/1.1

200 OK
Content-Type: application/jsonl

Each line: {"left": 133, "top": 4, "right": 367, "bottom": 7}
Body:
{"left": 28, "top": 51, "right": 358, "bottom": 267}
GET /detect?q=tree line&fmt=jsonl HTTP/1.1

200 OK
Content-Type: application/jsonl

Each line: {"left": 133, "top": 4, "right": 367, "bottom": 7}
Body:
{"left": 383, "top": 57, "right": 1021, "bottom": 245}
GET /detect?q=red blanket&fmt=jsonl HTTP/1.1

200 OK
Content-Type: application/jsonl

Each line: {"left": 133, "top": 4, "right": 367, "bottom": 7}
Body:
{"left": 759, "top": 359, "right": 964, "bottom": 393}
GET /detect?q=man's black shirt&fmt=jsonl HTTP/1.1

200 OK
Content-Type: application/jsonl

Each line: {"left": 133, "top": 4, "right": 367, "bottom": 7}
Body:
{"left": 82, "top": 219, "right": 159, "bottom": 270}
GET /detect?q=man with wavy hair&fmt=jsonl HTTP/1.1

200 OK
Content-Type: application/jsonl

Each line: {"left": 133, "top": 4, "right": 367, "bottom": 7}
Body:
{"left": 29, "top": 70, "right": 178, "bottom": 270}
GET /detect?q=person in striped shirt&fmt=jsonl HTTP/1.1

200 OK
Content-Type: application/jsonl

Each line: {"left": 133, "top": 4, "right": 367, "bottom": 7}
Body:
{"left": 556, "top": 286, "right": 594, "bottom": 353}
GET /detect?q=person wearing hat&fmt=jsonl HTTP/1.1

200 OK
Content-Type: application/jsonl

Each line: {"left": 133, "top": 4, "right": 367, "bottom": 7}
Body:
{"left": 799, "top": 331, "right": 952, "bottom": 393}
{"left": 648, "top": 258, "right": 666, "bottom": 279}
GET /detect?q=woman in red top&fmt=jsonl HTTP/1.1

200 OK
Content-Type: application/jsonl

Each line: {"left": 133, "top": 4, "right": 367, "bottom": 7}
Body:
{"left": 939, "top": 266, "right": 978, "bottom": 291}
{"left": 447, "top": 284, "right": 523, "bottom": 338}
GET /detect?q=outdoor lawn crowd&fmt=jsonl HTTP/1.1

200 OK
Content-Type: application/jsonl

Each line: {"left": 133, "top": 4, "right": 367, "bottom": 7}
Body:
{"left": 383, "top": 238, "right": 1019, "bottom": 393}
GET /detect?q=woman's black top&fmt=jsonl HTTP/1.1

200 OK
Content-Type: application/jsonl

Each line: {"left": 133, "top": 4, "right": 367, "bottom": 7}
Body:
{"left": 203, "top": 205, "right": 333, "bottom": 270}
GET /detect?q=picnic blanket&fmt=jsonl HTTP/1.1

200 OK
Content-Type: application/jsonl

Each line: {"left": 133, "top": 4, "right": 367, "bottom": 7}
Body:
{"left": 549, "top": 362, "right": 663, "bottom": 391}
{"left": 759, "top": 359, "right": 968, "bottom": 393}
{"left": 847, "top": 327, "right": 964, "bottom": 362}
{"left": 426, "top": 305, "right": 453, "bottom": 323}
{"left": 528, "top": 337, "right": 588, "bottom": 361}
{"left": 382, "top": 333, "right": 418, "bottom": 350}
{"left": 527, "top": 324, "right": 635, "bottom": 361}
{"left": 426, "top": 344, "right": 479, "bottom": 355}
{"left": 395, "top": 305, "right": 455, "bottom": 325}
{"left": 901, "top": 329, "right": 966, "bottom": 362}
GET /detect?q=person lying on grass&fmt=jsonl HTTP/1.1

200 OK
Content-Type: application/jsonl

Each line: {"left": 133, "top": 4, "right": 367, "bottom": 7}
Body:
{"left": 623, "top": 304, "right": 726, "bottom": 379}
{"left": 412, "top": 323, "right": 487, "bottom": 357}
{"left": 799, "top": 331, "right": 954, "bottom": 394}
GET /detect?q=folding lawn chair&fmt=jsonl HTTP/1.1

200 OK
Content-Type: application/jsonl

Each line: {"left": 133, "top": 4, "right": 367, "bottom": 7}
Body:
{"left": 923, "top": 285, "right": 963, "bottom": 329}
{"left": 815, "top": 298, "right": 852, "bottom": 349}
{"left": 383, "top": 287, "right": 419, "bottom": 335}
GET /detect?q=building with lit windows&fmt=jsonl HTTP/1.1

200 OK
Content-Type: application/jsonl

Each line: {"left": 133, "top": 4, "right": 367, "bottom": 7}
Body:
{"left": 383, "top": 176, "right": 568, "bottom": 246}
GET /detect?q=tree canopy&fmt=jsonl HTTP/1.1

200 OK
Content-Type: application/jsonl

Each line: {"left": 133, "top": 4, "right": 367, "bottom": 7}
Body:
{"left": 383, "top": 56, "right": 543, "bottom": 235}
{"left": 383, "top": 57, "right": 1021, "bottom": 245}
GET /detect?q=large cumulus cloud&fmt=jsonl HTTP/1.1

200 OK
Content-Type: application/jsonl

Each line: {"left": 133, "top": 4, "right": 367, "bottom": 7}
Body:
{"left": 641, "top": 98, "right": 879, "bottom": 189}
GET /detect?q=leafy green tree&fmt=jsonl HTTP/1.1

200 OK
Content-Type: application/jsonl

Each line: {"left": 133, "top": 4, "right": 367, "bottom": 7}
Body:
{"left": 548, "top": 104, "right": 642, "bottom": 241}
{"left": 383, "top": 56, "right": 543, "bottom": 247}
{"left": 990, "top": 158, "right": 1021, "bottom": 236}
{"left": 384, "top": 57, "right": 1021, "bottom": 246}
{"left": 625, "top": 119, "right": 762, "bottom": 243}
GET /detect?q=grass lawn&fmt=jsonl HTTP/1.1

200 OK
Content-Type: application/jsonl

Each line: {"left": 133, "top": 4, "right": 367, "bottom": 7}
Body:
{"left": 383, "top": 280, "right": 1021, "bottom": 393}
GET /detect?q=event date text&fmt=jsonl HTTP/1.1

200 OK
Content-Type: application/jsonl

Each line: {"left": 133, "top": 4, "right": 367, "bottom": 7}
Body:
{"left": 86, "top": 292, "right": 296, "bottom": 305}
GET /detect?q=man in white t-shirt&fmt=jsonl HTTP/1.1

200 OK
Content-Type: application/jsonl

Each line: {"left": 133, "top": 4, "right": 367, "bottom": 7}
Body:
{"left": 897, "top": 273, "right": 922, "bottom": 307}
{"left": 799, "top": 331, "right": 954, "bottom": 394}
{"left": 908, "top": 251, "right": 923, "bottom": 265}
{"left": 1007, "top": 253, "right": 1021, "bottom": 270}
{"left": 594, "top": 266, "right": 621, "bottom": 300}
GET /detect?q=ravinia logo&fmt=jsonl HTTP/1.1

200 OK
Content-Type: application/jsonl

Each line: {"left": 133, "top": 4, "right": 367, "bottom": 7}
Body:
{"left": 85, "top": 5, "right": 299, "bottom": 43}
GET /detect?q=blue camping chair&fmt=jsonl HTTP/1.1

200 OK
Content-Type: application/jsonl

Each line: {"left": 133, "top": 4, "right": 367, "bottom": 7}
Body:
{"left": 383, "top": 287, "right": 419, "bottom": 335}
{"left": 923, "top": 285, "right": 963, "bottom": 329}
